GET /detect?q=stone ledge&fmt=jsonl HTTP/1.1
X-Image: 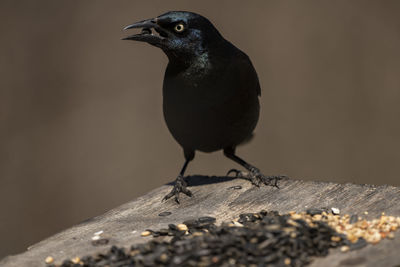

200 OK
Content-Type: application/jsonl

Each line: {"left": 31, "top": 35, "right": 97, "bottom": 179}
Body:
{"left": 1, "top": 176, "right": 399, "bottom": 267}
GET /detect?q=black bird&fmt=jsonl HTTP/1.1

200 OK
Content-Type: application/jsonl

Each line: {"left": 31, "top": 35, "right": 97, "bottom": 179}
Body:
{"left": 123, "top": 11, "right": 284, "bottom": 203}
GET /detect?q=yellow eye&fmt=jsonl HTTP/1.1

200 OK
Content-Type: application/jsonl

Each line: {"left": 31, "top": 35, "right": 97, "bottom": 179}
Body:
{"left": 174, "top": 23, "right": 185, "bottom": 33}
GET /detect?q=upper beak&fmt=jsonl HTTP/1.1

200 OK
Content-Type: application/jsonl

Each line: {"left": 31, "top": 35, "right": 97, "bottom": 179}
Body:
{"left": 123, "top": 18, "right": 157, "bottom": 31}
{"left": 122, "top": 18, "right": 164, "bottom": 45}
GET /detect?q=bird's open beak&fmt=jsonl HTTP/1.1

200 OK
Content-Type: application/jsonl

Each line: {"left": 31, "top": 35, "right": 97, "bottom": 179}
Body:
{"left": 122, "top": 18, "right": 165, "bottom": 46}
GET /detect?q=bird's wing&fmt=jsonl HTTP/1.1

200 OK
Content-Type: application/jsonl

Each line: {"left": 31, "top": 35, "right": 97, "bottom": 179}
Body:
{"left": 238, "top": 53, "right": 261, "bottom": 97}
{"left": 253, "top": 64, "right": 261, "bottom": 97}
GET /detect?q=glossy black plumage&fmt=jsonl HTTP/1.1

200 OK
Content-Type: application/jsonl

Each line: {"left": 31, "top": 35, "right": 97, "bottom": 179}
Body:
{"left": 124, "top": 11, "right": 283, "bottom": 203}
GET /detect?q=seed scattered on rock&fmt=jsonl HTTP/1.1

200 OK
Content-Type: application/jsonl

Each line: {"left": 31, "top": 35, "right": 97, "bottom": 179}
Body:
{"left": 291, "top": 213, "right": 302, "bottom": 220}
{"left": 71, "top": 257, "right": 80, "bottom": 264}
{"left": 233, "top": 221, "right": 244, "bottom": 227}
{"left": 192, "top": 232, "right": 203, "bottom": 237}
{"left": 141, "top": 230, "right": 152, "bottom": 237}
{"left": 61, "top": 211, "right": 346, "bottom": 266}
{"left": 177, "top": 223, "right": 188, "bottom": 231}
{"left": 228, "top": 185, "right": 242, "bottom": 190}
{"left": 306, "top": 208, "right": 324, "bottom": 216}
{"left": 341, "top": 245, "right": 350, "bottom": 252}
{"left": 44, "top": 256, "right": 54, "bottom": 264}
{"left": 60, "top": 210, "right": 400, "bottom": 267}
{"left": 94, "top": 230, "right": 103, "bottom": 236}
{"left": 288, "top": 210, "right": 400, "bottom": 247}
{"left": 158, "top": 211, "right": 172, "bottom": 217}
{"left": 91, "top": 230, "right": 106, "bottom": 244}
{"left": 91, "top": 237, "right": 109, "bottom": 246}
{"left": 331, "top": 207, "right": 340, "bottom": 215}
{"left": 197, "top": 216, "right": 216, "bottom": 224}
{"left": 91, "top": 235, "right": 101, "bottom": 241}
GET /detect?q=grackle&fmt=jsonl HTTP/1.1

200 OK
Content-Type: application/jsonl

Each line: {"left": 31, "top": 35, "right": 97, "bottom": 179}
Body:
{"left": 123, "top": 11, "right": 285, "bottom": 203}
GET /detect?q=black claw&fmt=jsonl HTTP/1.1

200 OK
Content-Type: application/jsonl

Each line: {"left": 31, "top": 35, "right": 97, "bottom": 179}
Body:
{"left": 260, "top": 175, "right": 282, "bottom": 188}
{"left": 162, "top": 191, "right": 174, "bottom": 202}
{"left": 226, "top": 167, "right": 285, "bottom": 189}
{"left": 162, "top": 175, "right": 192, "bottom": 204}
{"left": 251, "top": 181, "right": 261, "bottom": 187}
{"left": 182, "top": 188, "right": 193, "bottom": 197}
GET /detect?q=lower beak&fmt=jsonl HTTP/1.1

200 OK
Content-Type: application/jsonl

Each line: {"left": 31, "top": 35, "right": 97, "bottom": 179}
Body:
{"left": 122, "top": 18, "right": 164, "bottom": 45}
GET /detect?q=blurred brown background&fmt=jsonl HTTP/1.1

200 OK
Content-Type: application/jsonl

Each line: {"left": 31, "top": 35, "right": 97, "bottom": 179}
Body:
{"left": 1, "top": 0, "right": 399, "bottom": 259}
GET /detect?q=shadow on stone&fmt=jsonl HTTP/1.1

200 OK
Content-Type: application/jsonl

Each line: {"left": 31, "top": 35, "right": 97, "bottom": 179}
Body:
{"left": 166, "top": 175, "right": 237, "bottom": 187}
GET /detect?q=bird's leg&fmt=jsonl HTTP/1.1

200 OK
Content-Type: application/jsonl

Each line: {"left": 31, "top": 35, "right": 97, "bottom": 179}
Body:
{"left": 162, "top": 150, "right": 194, "bottom": 204}
{"left": 224, "top": 147, "right": 285, "bottom": 188}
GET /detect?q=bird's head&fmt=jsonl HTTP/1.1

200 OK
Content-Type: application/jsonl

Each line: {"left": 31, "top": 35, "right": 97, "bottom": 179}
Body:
{"left": 123, "top": 11, "right": 223, "bottom": 62}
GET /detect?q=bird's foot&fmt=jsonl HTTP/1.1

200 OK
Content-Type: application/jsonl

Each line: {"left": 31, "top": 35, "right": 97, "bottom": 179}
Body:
{"left": 227, "top": 167, "right": 286, "bottom": 188}
{"left": 162, "top": 175, "right": 192, "bottom": 204}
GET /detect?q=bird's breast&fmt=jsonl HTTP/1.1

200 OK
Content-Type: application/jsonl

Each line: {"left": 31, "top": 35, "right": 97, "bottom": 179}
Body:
{"left": 162, "top": 67, "right": 259, "bottom": 152}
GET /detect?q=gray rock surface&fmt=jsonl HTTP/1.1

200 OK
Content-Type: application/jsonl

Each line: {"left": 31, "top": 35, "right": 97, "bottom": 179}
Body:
{"left": 1, "top": 176, "right": 399, "bottom": 267}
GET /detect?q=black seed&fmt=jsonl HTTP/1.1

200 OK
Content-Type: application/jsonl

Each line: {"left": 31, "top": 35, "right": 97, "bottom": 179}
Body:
{"left": 158, "top": 229, "right": 169, "bottom": 236}
{"left": 260, "top": 210, "right": 268, "bottom": 216}
{"left": 197, "top": 216, "right": 216, "bottom": 224}
{"left": 168, "top": 224, "right": 179, "bottom": 231}
{"left": 159, "top": 211, "right": 172, "bottom": 217}
{"left": 152, "top": 231, "right": 160, "bottom": 237}
{"left": 61, "top": 260, "right": 73, "bottom": 267}
{"left": 63, "top": 210, "right": 360, "bottom": 266}
{"left": 306, "top": 208, "right": 324, "bottom": 216}
{"left": 196, "top": 216, "right": 216, "bottom": 227}
{"left": 182, "top": 219, "right": 198, "bottom": 228}
{"left": 91, "top": 238, "right": 109, "bottom": 246}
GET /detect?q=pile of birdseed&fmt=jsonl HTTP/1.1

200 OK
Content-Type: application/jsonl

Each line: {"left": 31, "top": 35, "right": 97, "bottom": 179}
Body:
{"left": 289, "top": 209, "right": 400, "bottom": 251}
{"left": 46, "top": 209, "right": 400, "bottom": 267}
